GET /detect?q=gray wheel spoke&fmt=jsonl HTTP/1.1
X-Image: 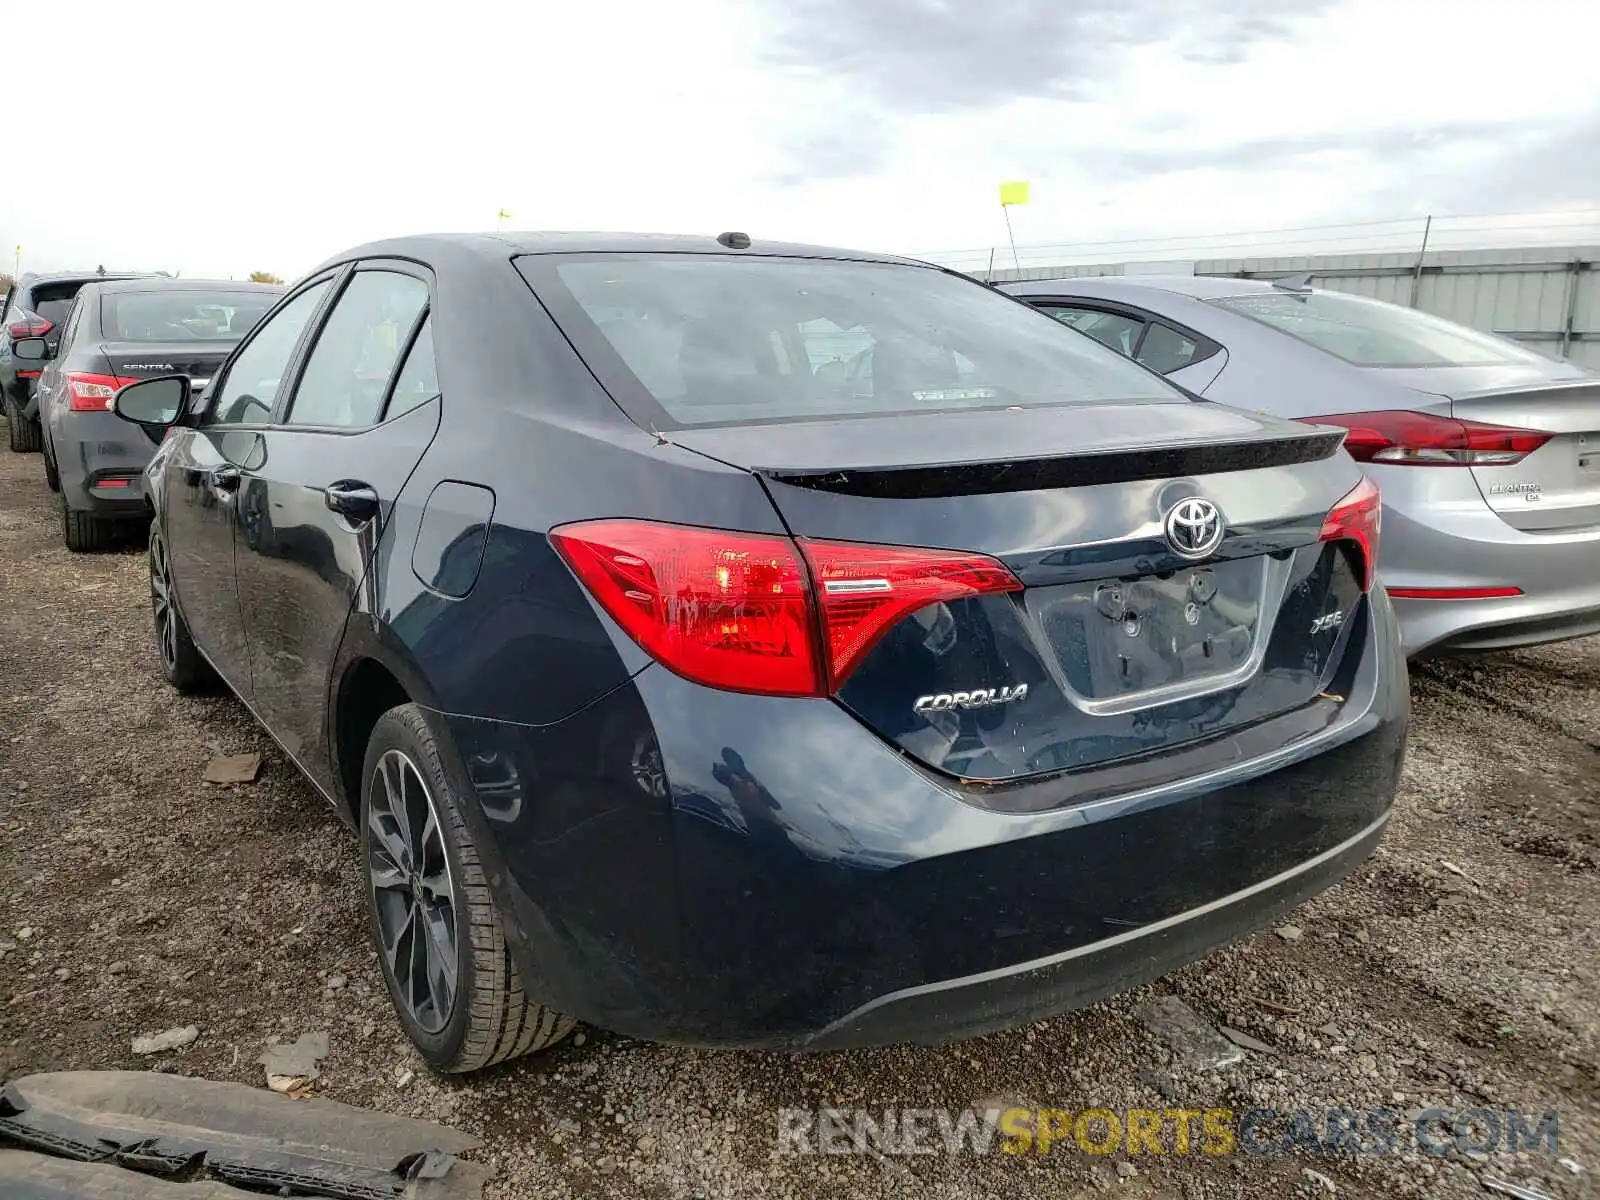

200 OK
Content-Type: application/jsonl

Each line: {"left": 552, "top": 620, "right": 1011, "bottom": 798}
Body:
{"left": 366, "top": 748, "right": 460, "bottom": 1035}
{"left": 418, "top": 900, "right": 457, "bottom": 1020}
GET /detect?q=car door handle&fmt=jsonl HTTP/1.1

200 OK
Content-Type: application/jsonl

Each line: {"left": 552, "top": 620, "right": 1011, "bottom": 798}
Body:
{"left": 208, "top": 465, "right": 242, "bottom": 498}
{"left": 324, "top": 480, "right": 381, "bottom": 521}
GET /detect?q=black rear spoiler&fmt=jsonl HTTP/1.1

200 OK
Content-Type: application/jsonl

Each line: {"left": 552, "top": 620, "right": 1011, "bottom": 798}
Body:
{"left": 760, "top": 430, "right": 1346, "bottom": 500}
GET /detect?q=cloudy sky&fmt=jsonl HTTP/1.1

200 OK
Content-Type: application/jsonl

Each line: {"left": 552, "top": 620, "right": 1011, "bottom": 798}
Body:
{"left": 3, "top": 0, "right": 1596, "bottom": 281}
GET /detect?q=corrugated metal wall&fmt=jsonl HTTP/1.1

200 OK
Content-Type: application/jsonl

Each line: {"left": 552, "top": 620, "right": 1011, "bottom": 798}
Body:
{"left": 984, "top": 245, "right": 1600, "bottom": 370}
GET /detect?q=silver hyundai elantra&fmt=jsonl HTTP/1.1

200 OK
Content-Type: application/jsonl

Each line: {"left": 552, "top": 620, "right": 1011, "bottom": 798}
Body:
{"left": 1004, "top": 275, "right": 1600, "bottom": 656}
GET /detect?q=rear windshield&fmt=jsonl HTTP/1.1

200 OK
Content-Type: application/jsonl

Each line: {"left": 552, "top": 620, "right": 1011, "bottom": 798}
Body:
{"left": 518, "top": 254, "right": 1179, "bottom": 427}
{"left": 29, "top": 282, "right": 91, "bottom": 328}
{"left": 101, "top": 289, "right": 277, "bottom": 343}
{"left": 1213, "top": 290, "right": 1548, "bottom": 368}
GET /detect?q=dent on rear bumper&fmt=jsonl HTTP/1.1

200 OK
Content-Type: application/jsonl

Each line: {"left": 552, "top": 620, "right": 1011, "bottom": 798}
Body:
{"left": 440, "top": 591, "right": 1409, "bottom": 1048}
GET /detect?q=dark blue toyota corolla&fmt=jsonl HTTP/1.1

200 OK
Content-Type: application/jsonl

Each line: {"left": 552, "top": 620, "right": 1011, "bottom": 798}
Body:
{"left": 111, "top": 232, "right": 1407, "bottom": 1072}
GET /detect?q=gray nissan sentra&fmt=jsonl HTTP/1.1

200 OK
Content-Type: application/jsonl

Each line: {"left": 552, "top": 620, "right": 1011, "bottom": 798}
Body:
{"left": 16, "top": 278, "right": 282, "bottom": 550}
{"left": 1005, "top": 275, "right": 1600, "bottom": 656}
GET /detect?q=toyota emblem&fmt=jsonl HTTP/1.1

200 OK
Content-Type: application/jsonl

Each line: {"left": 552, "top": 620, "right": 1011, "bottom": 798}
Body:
{"left": 1163, "top": 497, "right": 1224, "bottom": 559}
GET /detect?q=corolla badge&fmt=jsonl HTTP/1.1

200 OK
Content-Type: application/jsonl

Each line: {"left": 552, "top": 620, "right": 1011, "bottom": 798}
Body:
{"left": 1163, "top": 497, "right": 1224, "bottom": 559}
{"left": 913, "top": 684, "right": 1028, "bottom": 715}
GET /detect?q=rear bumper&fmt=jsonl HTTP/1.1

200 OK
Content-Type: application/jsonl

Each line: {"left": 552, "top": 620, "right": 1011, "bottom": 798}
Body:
{"left": 810, "top": 808, "right": 1388, "bottom": 1049}
{"left": 432, "top": 589, "right": 1408, "bottom": 1049}
{"left": 54, "top": 410, "right": 157, "bottom": 516}
{"left": 1377, "top": 469, "right": 1600, "bottom": 655}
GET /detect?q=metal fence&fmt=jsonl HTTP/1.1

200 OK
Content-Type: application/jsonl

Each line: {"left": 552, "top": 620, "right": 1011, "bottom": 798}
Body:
{"left": 916, "top": 212, "right": 1600, "bottom": 370}
{"left": 967, "top": 246, "right": 1598, "bottom": 371}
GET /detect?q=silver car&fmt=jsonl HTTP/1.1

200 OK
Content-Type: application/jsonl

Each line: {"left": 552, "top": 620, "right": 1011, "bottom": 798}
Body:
{"left": 1002, "top": 276, "right": 1600, "bottom": 656}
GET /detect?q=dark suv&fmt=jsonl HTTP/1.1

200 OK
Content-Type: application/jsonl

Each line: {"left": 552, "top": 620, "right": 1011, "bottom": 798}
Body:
{"left": 2, "top": 270, "right": 156, "bottom": 451}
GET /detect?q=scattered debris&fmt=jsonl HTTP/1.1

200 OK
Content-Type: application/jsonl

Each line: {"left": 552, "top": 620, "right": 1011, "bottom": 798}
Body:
{"left": 1441, "top": 860, "right": 1481, "bottom": 888}
{"left": 1481, "top": 1180, "right": 1555, "bottom": 1200}
{"left": 1275, "top": 924, "right": 1304, "bottom": 942}
{"left": 1557, "top": 1157, "right": 1582, "bottom": 1175}
{"left": 396, "top": 1068, "right": 415, "bottom": 1089}
{"left": 203, "top": 752, "right": 262, "bottom": 785}
{"left": 0, "top": 1070, "right": 489, "bottom": 1198}
{"left": 16, "top": 927, "right": 33, "bottom": 941}
{"left": 1219, "top": 1026, "right": 1277, "bottom": 1055}
{"left": 259, "top": 1030, "right": 328, "bottom": 1094}
{"left": 1303, "top": 1167, "right": 1338, "bottom": 1193}
{"left": 0, "top": 940, "right": 15, "bottom": 961}
{"left": 1116, "top": 1161, "right": 1138, "bottom": 1179}
{"left": 1139, "top": 996, "right": 1243, "bottom": 1069}
{"left": 131, "top": 1026, "right": 199, "bottom": 1055}
{"left": 1252, "top": 996, "right": 1302, "bottom": 1016}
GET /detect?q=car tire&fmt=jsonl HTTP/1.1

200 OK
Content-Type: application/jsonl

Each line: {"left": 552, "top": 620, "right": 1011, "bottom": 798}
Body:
{"left": 62, "top": 506, "right": 117, "bottom": 552}
{"left": 361, "top": 703, "right": 575, "bottom": 1073}
{"left": 5, "top": 396, "right": 41, "bottom": 453}
{"left": 149, "top": 525, "right": 217, "bottom": 692}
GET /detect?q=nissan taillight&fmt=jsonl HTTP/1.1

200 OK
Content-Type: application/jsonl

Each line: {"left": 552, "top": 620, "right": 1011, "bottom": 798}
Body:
{"left": 1310, "top": 410, "right": 1550, "bottom": 466}
{"left": 1319, "top": 476, "right": 1381, "bottom": 592}
{"left": 66, "top": 372, "right": 136, "bottom": 412}
{"left": 549, "top": 520, "right": 1022, "bottom": 696}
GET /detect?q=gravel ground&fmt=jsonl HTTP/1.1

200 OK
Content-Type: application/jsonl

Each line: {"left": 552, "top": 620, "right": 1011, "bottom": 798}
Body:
{"left": 0, "top": 441, "right": 1596, "bottom": 1200}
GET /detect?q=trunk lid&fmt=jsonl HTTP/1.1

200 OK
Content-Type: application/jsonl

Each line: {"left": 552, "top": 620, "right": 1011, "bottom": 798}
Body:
{"left": 1378, "top": 362, "right": 1600, "bottom": 532}
{"left": 101, "top": 340, "right": 234, "bottom": 391}
{"left": 669, "top": 402, "right": 1368, "bottom": 783}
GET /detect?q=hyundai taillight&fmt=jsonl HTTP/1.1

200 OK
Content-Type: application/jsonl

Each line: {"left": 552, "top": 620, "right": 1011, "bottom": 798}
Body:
{"left": 6, "top": 311, "right": 54, "bottom": 341}
{"left": 549, "top": 520, "right": 1022, "bottom": 696}
{"left": 1310, "top": 411, "right": 1550, "bottom": 466}
{"left": 66, "top": 372, "right": 136, "bottom": 412}
{"left": 1319, "top": 476, "right": 1381, "bottom": 592}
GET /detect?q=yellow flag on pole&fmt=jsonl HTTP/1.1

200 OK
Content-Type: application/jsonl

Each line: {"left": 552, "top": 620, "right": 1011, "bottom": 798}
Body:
{"left": 999, "top": 181, "right": 1030, "bottom": 207}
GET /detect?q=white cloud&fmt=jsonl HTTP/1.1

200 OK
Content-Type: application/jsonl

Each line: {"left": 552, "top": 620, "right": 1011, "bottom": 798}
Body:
{"left": 3, "top": 0, "right": 1596, "bottom": 282}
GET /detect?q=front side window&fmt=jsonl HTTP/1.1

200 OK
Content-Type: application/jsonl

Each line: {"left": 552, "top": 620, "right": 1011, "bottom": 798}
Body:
{"left": 208, "top": 280, "right": 332, "bottom": 426}
{"left": 520, "top": 255, "right": 1179, "bottom": 428}
{"left": 101, "top": 289, "right": 278, "bottom": 343}
{"left": 1213, "top": 290, "right": 1549, "bottom": 368}
{"left": 287, "top": 271, "right": 429, "bottom": 428}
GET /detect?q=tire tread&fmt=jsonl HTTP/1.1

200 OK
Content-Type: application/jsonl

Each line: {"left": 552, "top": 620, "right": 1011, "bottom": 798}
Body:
{"left": 369, "top": 705, "right": 574, "bottom": 1073}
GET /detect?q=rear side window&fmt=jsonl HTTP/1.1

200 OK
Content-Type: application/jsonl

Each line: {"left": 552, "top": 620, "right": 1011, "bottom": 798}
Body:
{"left": 1214, "top": 291, "right": 1548, "bottom": 368}
{"left": 385, "top": 316, "right": 438, "bottom": 419}
{"left": 287, "top": 271, "right": 429, "bottom": 428}
{"left": 1038, "top": 305, "right": 1145, "bottom": 357}
{"left": 1136, "top": 322, "right": 1203, "bottom": 374}
{"left": 519, "top": 255, "right": 1179, "bottom": 428}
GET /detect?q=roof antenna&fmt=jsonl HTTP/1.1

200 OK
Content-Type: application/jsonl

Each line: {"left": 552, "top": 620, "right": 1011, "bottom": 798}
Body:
{"left": 716, "top": 231, "right": 752, "bottom": 249}
{"left": 1273, "top": 272, "right": 1313, "bottom": 292}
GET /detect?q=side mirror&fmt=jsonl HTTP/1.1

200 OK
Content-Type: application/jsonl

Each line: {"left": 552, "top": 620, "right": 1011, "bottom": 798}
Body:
{"left": 113, "top": 375, "right": 190, "bottom": 426}
{"left": 12, "top": 337, "right": 49, "bottom": 361}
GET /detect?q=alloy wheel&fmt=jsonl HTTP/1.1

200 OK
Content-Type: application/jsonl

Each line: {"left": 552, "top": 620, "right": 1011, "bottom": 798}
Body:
{"left": 149, "top": 533, "right": 178, "bottom": 674}
{"left": 367, "top": 749, "right": 459, "bottom": 1034}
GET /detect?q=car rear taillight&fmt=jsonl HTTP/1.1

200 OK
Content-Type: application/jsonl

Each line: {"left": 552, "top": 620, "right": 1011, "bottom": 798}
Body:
{"left": 549, "top": 520, "right": 1022, "bottom": 696}
{"left": 801, "top": 539, "right": 1023, "bottom": 689}
{"left": 1319, "top": 476, "right": 1381, "bottom": 592}
{"left": 6, "top": 312, "right": 54, "bottom": 341}
{"left": 1310, "top": 410, "right": 1550, "bottom": 466}
{"left": 66, "top": 371, "right": 136, "bottom": 412}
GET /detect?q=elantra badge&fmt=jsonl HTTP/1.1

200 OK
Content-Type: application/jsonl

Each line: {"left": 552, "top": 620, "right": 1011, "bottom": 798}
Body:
{"left": 1163, "top": 497, "right": 1224, "bottom": 560}
{"left": 913, "top": 684, "right": 1028, "bottom": 715}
